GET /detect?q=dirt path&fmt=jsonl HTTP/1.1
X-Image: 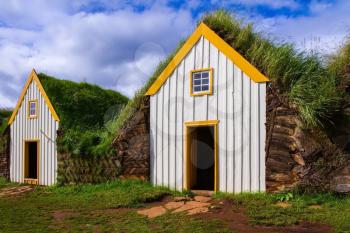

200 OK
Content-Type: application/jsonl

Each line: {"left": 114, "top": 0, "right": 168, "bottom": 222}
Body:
{"left": 138, "top": 196, "right": 332, "bottom": 233}
{"left": 196, "top": 199, "right": 331, "bottom": 233}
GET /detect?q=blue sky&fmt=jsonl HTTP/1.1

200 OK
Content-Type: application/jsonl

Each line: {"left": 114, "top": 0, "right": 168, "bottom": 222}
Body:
{"left": 0, "top": 0, "right": 349, "bottom": 108}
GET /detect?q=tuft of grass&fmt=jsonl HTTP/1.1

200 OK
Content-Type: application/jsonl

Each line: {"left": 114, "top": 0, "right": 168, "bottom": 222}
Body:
{"left": 328, "top": 38, "right": 350, "bottom": 90}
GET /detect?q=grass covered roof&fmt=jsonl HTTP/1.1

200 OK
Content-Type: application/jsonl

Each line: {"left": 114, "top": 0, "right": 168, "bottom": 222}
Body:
{"left": 38, "top": 73, "right": 128, "bottom": 130}
{"left": 37, "top": 73, "right": 129, "bottom": 157}
{"left": 112, "top": 10, "right": 340, "bottom": 137}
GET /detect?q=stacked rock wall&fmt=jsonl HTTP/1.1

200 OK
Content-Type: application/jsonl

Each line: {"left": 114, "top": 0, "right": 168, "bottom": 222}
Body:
{"left": 57, "top": 152, "right": 122, "bottom": 184}
{"left": 113, "top": 96, "right": 150, "bottom": 180}
{"left": 0, "top": 128, "right": 10, "bottom": 179}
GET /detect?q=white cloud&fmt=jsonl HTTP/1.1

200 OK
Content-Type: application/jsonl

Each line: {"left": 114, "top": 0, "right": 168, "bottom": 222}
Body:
{"left": 0, "top": 2, "right": 194, "bottom": 107}
{"left": 211, "top": 0, "right": 300, "bottom": 9}
{"left": 0, "top": 0, "right": 349, "bottom": 108}
{"left": 244, "top": 1, "right": 350, "bottom": 53}
{"left": 239, "top": 0, "right": 299, "bottom": 9}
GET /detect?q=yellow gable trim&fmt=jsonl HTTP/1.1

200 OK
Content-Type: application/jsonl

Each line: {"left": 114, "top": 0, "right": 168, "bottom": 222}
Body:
{"left": 8, "top": 69, "right": 60, "bottom": 125}
{"left": 145, "top": 23, "right": 269, "bottom": 96}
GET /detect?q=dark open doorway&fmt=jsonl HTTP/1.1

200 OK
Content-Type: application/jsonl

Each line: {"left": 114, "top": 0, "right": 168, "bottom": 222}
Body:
{"left": 189, "top": 126, "right": 215, "bottom": 191}
{"left": 25, "top": 141, "right": 38, "bottom": 180}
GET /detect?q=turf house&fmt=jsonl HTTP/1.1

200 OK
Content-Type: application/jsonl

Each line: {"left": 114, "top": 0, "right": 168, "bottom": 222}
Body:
{"left": 114, "top": 11, "right": 350, "bottom": 194}
{"left": 146, "top": 22, "right": 268, "bottom": 193}
{"left": 2, "top": 69, "right": 128, "bottom": 185}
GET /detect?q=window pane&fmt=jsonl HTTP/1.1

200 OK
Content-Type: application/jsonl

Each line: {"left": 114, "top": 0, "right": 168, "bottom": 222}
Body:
{"left": 194, "top": 86, "right": 201, "bottom": 92}
{"left": 202, "top": 78, "right": 209, "bottom": 85}
{"left": 194, "top": 79, "right": 201, "bottom": 85}
{"left": 202, "top": 85, "right": 209, "bottom": 91}
{"left": 29, "top": 102, "right": 36, "bottom": 116}
{"left": 193, "top": 73, "right": 201, "bottom": 79}
{"left": 202, "top": 72, "right": 209, "bottom": 78}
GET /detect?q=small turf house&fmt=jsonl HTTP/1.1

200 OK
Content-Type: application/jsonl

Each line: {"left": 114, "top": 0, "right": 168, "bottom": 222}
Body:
{"left": 8, "top": 70, "right": 60, "bottom": 185}
{"left": 146, "top": 23, "right": 270, "bottom": 193}
{"left": 7, "top": 69, "right": 128, "bottom": 186}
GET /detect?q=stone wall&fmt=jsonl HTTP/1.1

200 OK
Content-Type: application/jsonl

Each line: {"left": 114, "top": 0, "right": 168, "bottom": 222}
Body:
{"left": 266, "top": 85, "right": 350, "bottom": 193}
{"left": 0, "top": 128, "right": 10, "bottom": 179}
{"left": 113, "top": 96, "right": 150, "bottom": 180}
{"left": 265, "top": 86, "right": 305, "bottom": 192}
{"left": 57, "top": 152, "right": 122, "bottom": 184}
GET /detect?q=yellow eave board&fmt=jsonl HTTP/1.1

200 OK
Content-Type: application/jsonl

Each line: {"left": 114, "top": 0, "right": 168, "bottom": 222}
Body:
{"left": 8, "top": 69, "right": 60, "bottom": 125}
{"left": 145, "top": 23, "right": 269, "bottom": 96}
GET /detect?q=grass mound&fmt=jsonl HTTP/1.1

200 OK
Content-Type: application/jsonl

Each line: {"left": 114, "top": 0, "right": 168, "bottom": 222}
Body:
{"left": 112, "top": 10, "right": 340, "bottom": 131}
{"left": 38, "top": 74, "right": 129, "bottom": 156}
{"left": 202, "top": 10, "right": 340, "bottom": 127}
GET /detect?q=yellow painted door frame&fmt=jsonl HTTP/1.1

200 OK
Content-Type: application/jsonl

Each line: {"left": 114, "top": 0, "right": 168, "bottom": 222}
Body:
{"left": 184, "top": 120, "right": 219, "bottom": 192}
{"left": 23, "top": 139, "right": 40, "bottom": 185}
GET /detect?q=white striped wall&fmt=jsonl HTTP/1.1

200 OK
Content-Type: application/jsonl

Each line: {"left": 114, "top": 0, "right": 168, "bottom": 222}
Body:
{"left": 10, "top": 80, "right": 59, "bottom": 185}
{"left": 150, "top": 36, "right": 266, "bottom": 193}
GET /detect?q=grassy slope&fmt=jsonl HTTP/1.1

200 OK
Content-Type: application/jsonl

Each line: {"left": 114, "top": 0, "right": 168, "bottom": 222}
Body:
{"left": 0, "top": 180, "right": 231, "bottom": 233}
{"left": 38, "top": 74, "right": 129, "bottom": 156}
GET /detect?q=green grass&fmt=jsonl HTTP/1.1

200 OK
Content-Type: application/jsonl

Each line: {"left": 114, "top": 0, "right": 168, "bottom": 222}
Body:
{"left": 216, "top": 192, "right": 350, "bottom": 233}
{"left": 2, "top": 180, "right": 350, "bottom": 232}
{"left": 0, "top": 176, "right": 23, "bottom": 189}
{"left": 0, "top": 108, "right": 11, "bottom": 134}
{"left": 0, "top": 180, "right": 232, "bottom": 233}
{"left": 38, "top": 74, "right": 129, "bottom": 157}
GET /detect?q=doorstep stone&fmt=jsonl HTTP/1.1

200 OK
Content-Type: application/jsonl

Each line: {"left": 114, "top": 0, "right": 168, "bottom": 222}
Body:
{"left": 164, "top": 201, "right": 185, "bottom": 210}
{"left": 194, "top": 196, "right": 212, "bottom": 203}
{"left": 137, "top": 206, "right": 167, "bottom": 219}
{"left": 172, "top": 201, "right": 210, "bottom": 213}
{"left": 187, "top": 207, "right": 209, "bottom": 215}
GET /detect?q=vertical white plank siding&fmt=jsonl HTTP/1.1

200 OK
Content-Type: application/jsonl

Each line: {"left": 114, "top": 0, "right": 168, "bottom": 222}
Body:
{"left": 233, "top": 65, "right": 243, "bottom": 192}
{"left": 175, "top": 61, "right": 185, "bottom": 190}
{"left": 10, "top": 80, "right": 59, "bottom": 185}
{"left": 242, "top": 74, "right": 251, "bottom": 192}
{"left": 150, "top": 36, "right": 266, "bottom": 192}
{"left": 226, "top": 62, "right": 234, "bottom": 193}
{"left": 150, "top": 94, "right": 157, "bottom": 184}
{"left": 259, "top": 84, "right": 267, "bottom": 191}
{"left": 156, "top": 87, "right": 164, "bottom": 185}
{"left": 169, "top": 71, "right": 177, "bottom": 189}
{"left": 218, "top": 54, "right": 227, "bottom": 191}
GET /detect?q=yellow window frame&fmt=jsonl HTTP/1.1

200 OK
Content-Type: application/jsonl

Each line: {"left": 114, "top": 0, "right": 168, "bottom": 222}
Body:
{"left": 28, "top": 99, "right": 38, "bottom": 119}
{"left": 190, "top": 68, "right": 214, "bottom": 96}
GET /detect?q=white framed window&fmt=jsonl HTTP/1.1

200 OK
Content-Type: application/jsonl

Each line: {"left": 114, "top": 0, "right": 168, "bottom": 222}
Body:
{"left": 28, "top": 100, "right": 38, "bottom": 118}
{"left": 190, "top": 68, "right": 213, "bottom": 96}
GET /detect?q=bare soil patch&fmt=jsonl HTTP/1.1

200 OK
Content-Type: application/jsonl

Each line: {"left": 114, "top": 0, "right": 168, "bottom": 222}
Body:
{"left": 196, "top": 199, "right": 332, "bottom": 233}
